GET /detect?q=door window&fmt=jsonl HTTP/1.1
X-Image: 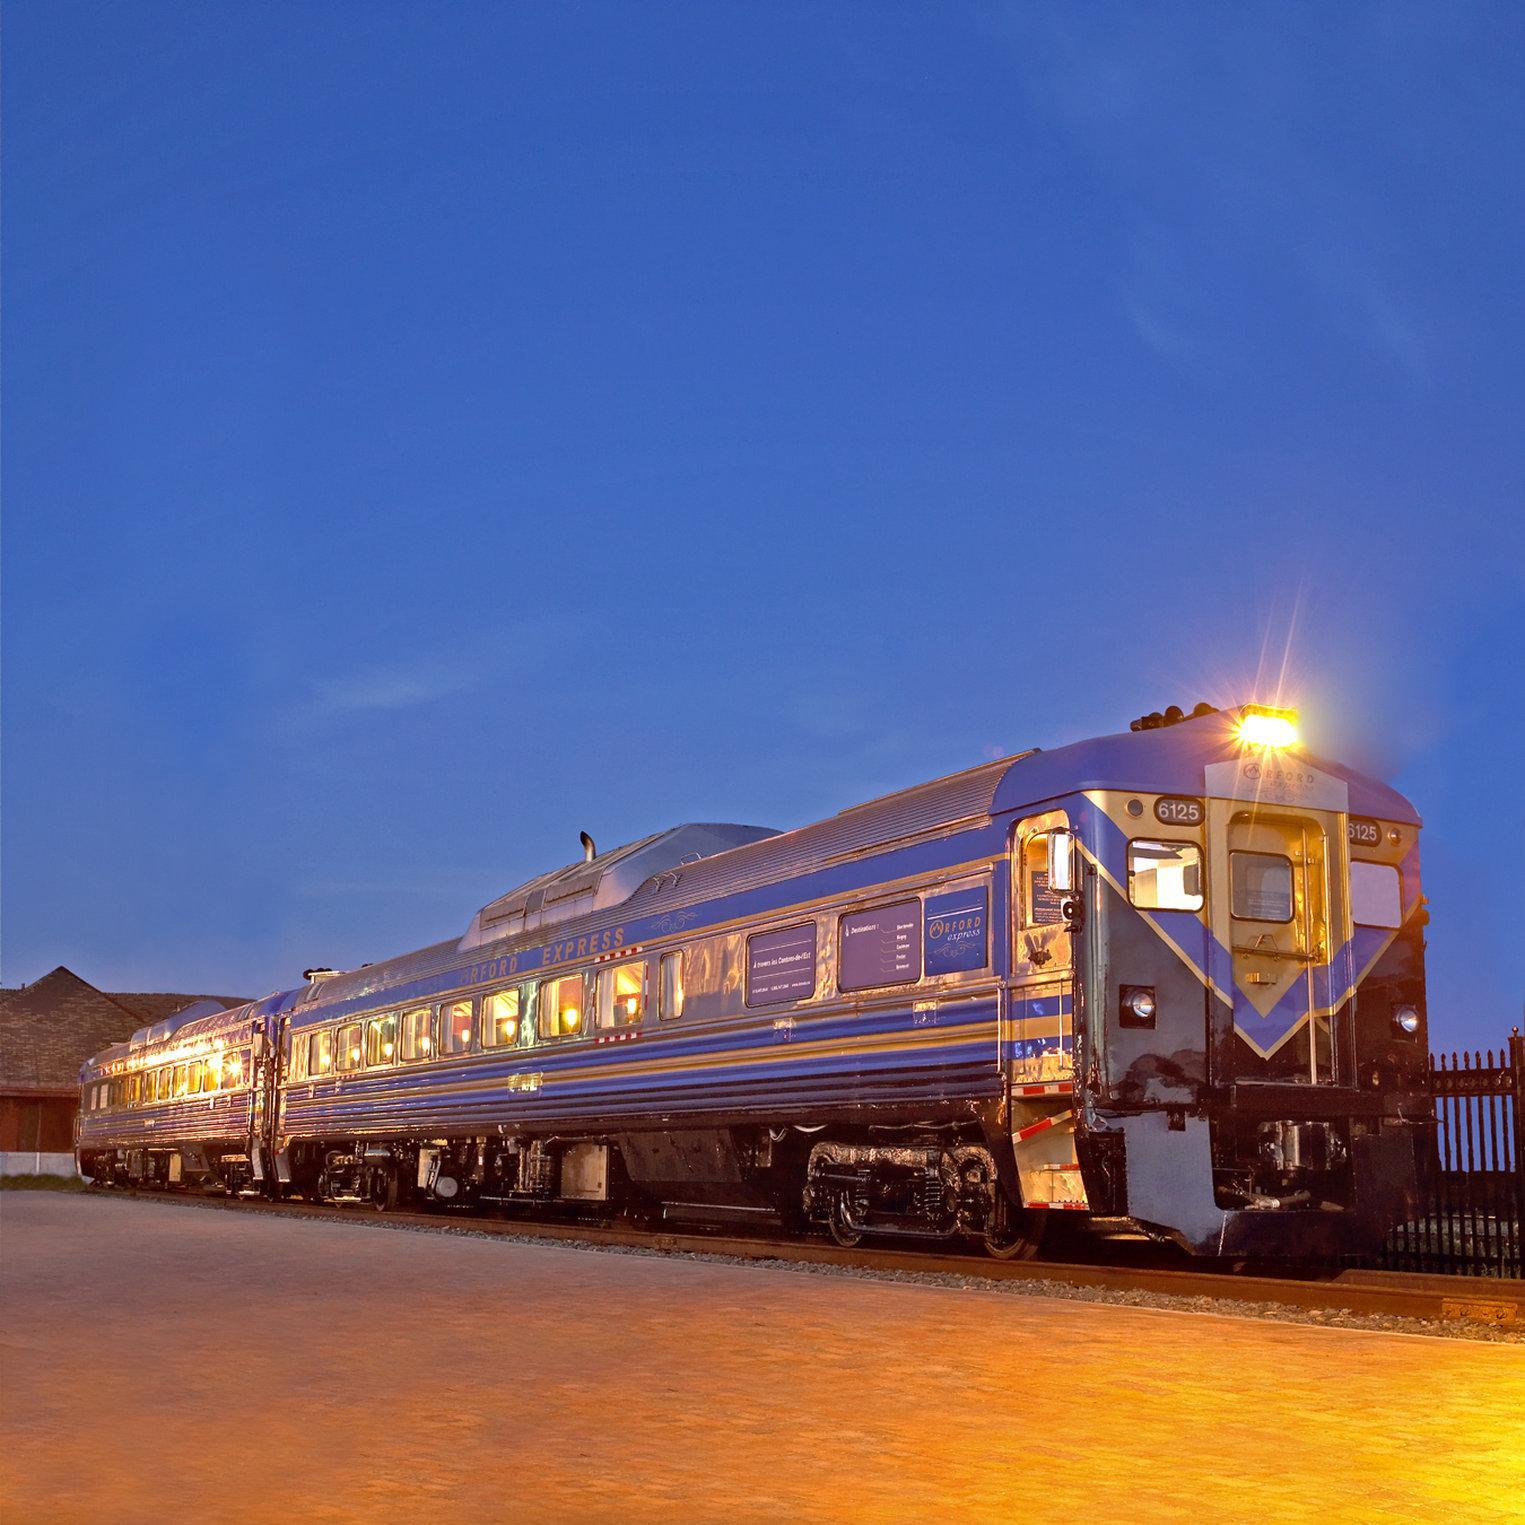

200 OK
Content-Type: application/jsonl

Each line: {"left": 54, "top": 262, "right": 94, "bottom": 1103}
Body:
{"left": 1230, "top": 851, "right": 1294, "bottom": 922}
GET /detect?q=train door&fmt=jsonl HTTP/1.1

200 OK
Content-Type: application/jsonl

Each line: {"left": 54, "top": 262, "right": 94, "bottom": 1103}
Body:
{"left": 1007, "top": 811, "right": 1085, "bottom": 1208}
{"left": 1206, "top": 805, "right": 1349, "bottom": 1085}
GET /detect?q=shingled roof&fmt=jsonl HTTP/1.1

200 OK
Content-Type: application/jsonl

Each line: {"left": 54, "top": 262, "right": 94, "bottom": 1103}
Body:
{"left": 0, "top": 967, "right": 248, "bottom": 1094}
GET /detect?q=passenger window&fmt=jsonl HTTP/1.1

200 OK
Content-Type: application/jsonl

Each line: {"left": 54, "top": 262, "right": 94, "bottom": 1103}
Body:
{"left": 223, "top": 1051, "right": 246, "bottom": 1088}
{"left": 1024, "top": 834, "right": 1066, "bottom": 926}
{"left": 483, "top": 989, "right": 521, "bottom": 1048}
{"left": 440, "top": 999, "right": 475, "bottom": 1055}
{"left": 366, "top": 1013, "right": 398, "bottom": 1066}
{"left": 204, "top": 1059, "right": 221, "bottom": 1094}
{"left": 310, "top": 1029, "right": 335, "bottom": 1076}
{"left": 1231, "top": 851, "right": 1294, "bottom": 922}
{"left": 1351, "top": 861, "right": 1401, "bottom": 928}
{"left": 337, "top": 1023, "right": 364, "bottom": 1073}
{"left": 660, "top": 952, "right": 685, "bottom": 1021}
{"left": 597, "top": 961, "right": 646, "bottom": 1028}
{"left": 538, "top": 974, "right": 587, "bottom": 1039}
{"left": 188, "top": 1062, "right": 204, "bottom": 1095}
{"left": 400, "top": 1007, "right": 433, "bottom": 1061}
{"left": 1127, "top": 840, "right": 1204, "bottom": 911}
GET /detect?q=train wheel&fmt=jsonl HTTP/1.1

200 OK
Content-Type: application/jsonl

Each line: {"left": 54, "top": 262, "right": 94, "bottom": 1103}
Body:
{"left": 985, "top": 1203, "right": 1047, "bottom": 1261}
{"left": 827, "top": 1193, "right": 863, "bottom": 1248}
{"left": 371, "top": 1167, "right": 400, "bottom": 1213}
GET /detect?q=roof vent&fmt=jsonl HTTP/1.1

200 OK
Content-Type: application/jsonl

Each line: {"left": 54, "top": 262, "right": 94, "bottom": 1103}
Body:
{"left": 302, "top": 967, "right": 341, "bottom": 984}
{"left": 579, "top": 831, "right": 596, "bottom": 863}
{"left": 1130, "top": 701, "right": 1216, "bottom": 732}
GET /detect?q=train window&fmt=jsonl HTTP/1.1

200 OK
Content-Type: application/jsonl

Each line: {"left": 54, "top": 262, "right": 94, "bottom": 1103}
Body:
{"left": 337, "top": 1023, "right": 364, "bottom": 1073}
{"left": 597, "top": 961, "right": 646, "bottom": 1028}
{"left": 482, "top": 989, "right": 521, "bottom": 1048}
{"left": 223, "top": 1051, "right": 246, "bottom": 1088}
{"left": 204, "top": 1058, "right": 221, "bottom": 1094}
{"left": 1023, "top": 835, "right": 1066, "bottom": 926}
{"left": 400, "top": 1007, "right": 433, "bottom": 1061}
{"left": 538, "top": 974, "right": 587, "bottom": 1039}
{"left": 1231, "top": 851, "right": 1294, "bottom": 922}
{"left": 126, "top": 1075, "right": 139, "bottom": 1104}
{"left": 366, "top": 1013, "right": 399, "bottom": 1067}
{"left": 188, "top": 1061, "right": 205, "bottom": 1095}
{"left": 440, "top": 999, "right": 475, "bottom": 1055}
{"left": 310, "top": 1029, "right": 335, "bottom": 1076}
{"left": 660, "top": 952, "right": 685, "bottom": 1021}
{"left": 1127, "top": 840, "right": 1204, "bottom": 912}
{"left": 288, "top": 1038, "right": 306, "bottom": 1082}
{"left": 1351, "top": 861, "right": 1401, "bottom": 928}
{"left": 839, "top": 900, "right": 922, "bottom": 991}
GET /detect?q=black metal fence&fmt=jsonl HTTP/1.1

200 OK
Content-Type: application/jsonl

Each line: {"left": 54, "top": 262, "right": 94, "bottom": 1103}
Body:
{"left": 1382, "top": 1029, "right": 1523, "bottom": 1278}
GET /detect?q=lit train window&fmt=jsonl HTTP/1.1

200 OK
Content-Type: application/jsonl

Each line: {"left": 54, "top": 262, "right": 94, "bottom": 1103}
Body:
{"left": 483, "top": 990, "right": 521, "bottom": 1048}
{"left": 597, "top": 961, "right": 646, "bottom": 1028}
{"left": 172, "top": 1065, "right": 188, "bottom": 1098}
{"left": 188, "top": 1061, "right": 204, "bottom": 1095}
{"left": 400, "top": 1007, "right": 433, "bottom": 1061}
{"left": 660, "top": 953, "right": 685, "bottom": 1021}
{"left": 204, "top": 1059, "right": 221, "bottom": 1094}
{"left": 538, "top": 974, "right": 587, "bottom": 1039}
{"left": 224, "top": 1051, "right": 246, "bottom": 1088}
{"left": 337, "top": 1023, "right": 364, "bottom": 1073}
{"left": 1351, "top": 861, "right": 1401, "bottom": 928}
{"left": 366, "top": 1013, "right": 399, "bottom": 1066}
{"left": 1023, "top": 835, "right": 1066, "bottom": 927}
{"left": 1231, "top": 852, "right": 1294, "bottom": 923}
{"left": 310, "top": 1030, "right": 335, "bottom": 1076}
{"left": 440, "top": 999, "right": 475, "bottom": 1055}
{"left": 1127, "top": 840, "right": 1204, "bottom": 912}
{"left": 126, "top": 1075, "right": 140, "bottom": 1105}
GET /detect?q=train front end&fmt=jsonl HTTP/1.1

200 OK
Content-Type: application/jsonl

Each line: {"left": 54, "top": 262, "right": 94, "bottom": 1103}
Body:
{"left": 1065, "top": 704, "right": 1429, "bottom": 1258}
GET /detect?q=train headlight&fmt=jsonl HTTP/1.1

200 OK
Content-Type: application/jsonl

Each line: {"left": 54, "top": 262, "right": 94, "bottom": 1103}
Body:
{"left": 1120, "top": 985, "right": 1157, "bottom": 1028}
{"left": 1394, "top": 1005, "right": 1421, "bottom": 1037}
{"left": 1237, "top": 706, "right": 1300, "bottom": 749}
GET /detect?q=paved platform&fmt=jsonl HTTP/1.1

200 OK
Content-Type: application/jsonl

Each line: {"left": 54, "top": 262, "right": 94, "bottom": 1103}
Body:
{"left": 2, "top": 1193, "right": 1522, "bottom": 1524}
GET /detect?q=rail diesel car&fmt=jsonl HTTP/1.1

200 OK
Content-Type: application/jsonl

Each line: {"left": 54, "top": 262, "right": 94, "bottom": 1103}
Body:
{"left": 78, "top": 703, "right": 1430, "bottom": 1259}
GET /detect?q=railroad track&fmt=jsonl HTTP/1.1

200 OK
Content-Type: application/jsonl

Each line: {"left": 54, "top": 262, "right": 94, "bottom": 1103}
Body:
{"left": 89, "top": 1186, "right": 1524, "bottom": 1328}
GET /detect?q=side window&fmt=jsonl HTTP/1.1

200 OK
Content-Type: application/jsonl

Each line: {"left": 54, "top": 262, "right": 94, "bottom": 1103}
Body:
{"left": 1231, "top": 851, "right": 1294, "bottom": 922}
{"left": 366, "top": 1013, "right": 398, "bottom": 1067}
{"left": 336, "top": 1022, "right": 364, "bottom": 1073}
{"left": 1024, "top": 834, "right": 1065, "bottom": 926}
{"left": 597, "top": 960, "right": 646, "bottom": 1028}
{"left": 659, "top": 952, "right": 685, "bottom": 1021}
{"left": 439, "top": 999, "right": 475, "bottom": 1056}
{"left": 839, "top": 900, "right": 922, "bottom": 991}
{"left": 400, "top": 1007, "right": 433, "bottom": 1062}
{"left": 188, "top": 1061, "right": 204, "bottom": 1095}
{"left": 538, "top": 973, "right": 587, "bottom": 1039}
{"left": 746, "top": 923, "right": 818, "bottom": 1007}
{"left": 288, "top": 1037, "right": 305, "bottom": 1082}
{"left": 173, "top": 1064, "right": 190, "bottom": 1098}
{"left": 204, "top": 1058, "right": 221, "bottom": 1094}
{"left": 1127, "top": 840, "right": 1204, "bottom": 911}
{"left": 310, "top": 1029, "right": 335, "bottom": 1076}
{"left": 1351, "top": 861, "right": 1401, "bottom": 928}
{"left": 483, "top": 989, "right": 522, "bottom": 1048}
{"left": 223, "top": 1050, "right": 246, "bottom": 1089}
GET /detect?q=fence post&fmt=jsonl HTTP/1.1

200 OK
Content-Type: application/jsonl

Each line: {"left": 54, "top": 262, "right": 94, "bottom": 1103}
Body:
{"left": 1511, "top": 1029, "right": 1525, "bottom": 1268}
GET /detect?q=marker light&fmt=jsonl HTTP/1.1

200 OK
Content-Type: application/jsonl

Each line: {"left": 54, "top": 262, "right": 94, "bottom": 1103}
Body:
{"left": 1394, "top": 1005, "right": 1421, "bottom": 1036}
{"left": 1237, "top": 706, "right": 1300, "bottom": 749}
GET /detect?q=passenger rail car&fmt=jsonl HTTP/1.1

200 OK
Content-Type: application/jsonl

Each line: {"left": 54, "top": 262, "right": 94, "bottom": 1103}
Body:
{"left": 79, "top": 704, "right": 1430, "bottom": 1258}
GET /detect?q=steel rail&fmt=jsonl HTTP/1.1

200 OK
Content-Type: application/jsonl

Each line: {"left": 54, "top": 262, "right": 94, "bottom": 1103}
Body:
{"left": 84, "top": 1185, "right": 1523, "bottom": 1328}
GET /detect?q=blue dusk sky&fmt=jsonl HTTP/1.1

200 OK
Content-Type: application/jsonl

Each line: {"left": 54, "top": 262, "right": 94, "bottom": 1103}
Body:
{"left": 3, "top": 3, "right": 1521, "bottom": 1051}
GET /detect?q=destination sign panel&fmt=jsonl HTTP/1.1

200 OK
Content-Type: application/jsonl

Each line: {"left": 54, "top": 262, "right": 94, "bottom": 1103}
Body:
{"left": 839, "top": 900, "right": 921, "bottom": 990}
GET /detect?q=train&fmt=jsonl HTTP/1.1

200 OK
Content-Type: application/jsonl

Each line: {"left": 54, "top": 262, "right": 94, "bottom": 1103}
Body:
{"left": 77, "top": 701, "right": 1431, "bottom": 1259}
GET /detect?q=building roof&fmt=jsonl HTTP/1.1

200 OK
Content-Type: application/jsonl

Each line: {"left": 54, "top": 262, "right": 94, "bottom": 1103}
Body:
{"left": 0, "top": 967, "right": 248, "bottom": 1094}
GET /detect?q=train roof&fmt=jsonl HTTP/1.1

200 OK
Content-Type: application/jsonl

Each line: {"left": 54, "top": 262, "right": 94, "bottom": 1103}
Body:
{"left": 275, "top": 705, "right": 1421, "bottom": 1022}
